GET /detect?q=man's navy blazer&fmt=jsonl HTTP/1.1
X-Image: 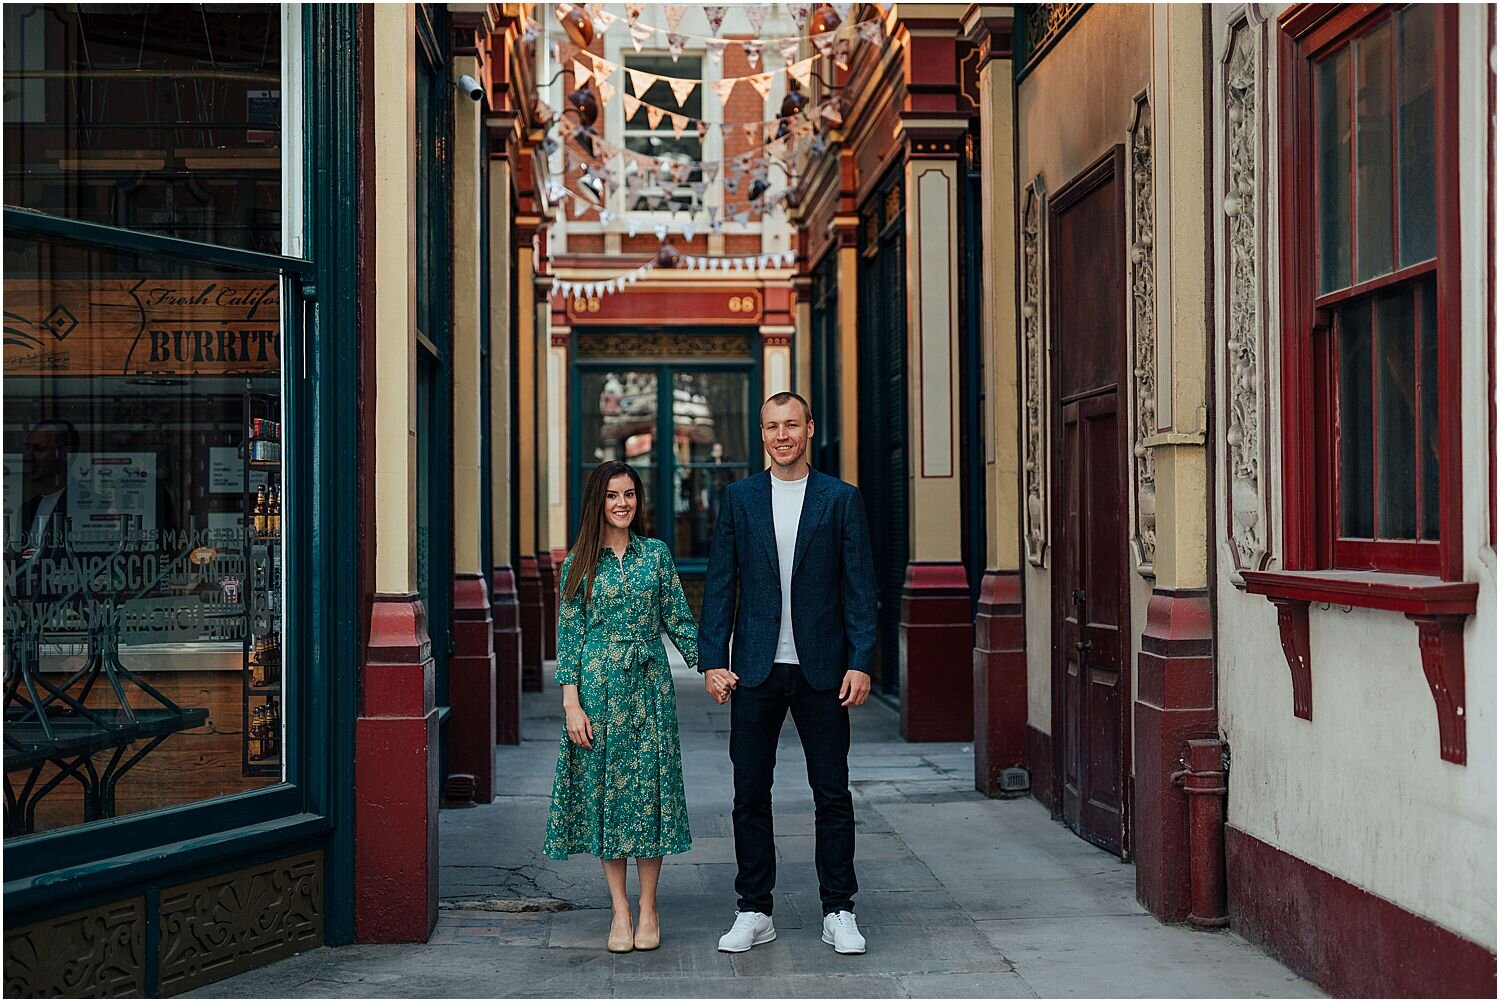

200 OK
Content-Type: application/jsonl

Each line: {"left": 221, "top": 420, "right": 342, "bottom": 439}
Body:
{"left": 697, "top": 467, "right": 879, "bottom": 691}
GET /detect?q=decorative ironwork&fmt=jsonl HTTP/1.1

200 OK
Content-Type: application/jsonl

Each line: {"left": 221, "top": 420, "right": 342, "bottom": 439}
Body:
{"left": 157, "top": 851, "right": 324, "bottom": 995}
{"left": 4, "top": 899, "right": 145, "bottom": 998}
{"left": 1128, "top": 92, "right": 1157, "bottom": 577}
{"left": 574, "top": 332, "right": 750, "bottom": 359}
{"left": 1016, "top": 3, "right": 1089, "bottom": 81}
{"left": 1022, "top": 180, "right": 1048, "bottom": 567}
{"left": 1223, "top": 15, "right": 1270, "bottom": 582}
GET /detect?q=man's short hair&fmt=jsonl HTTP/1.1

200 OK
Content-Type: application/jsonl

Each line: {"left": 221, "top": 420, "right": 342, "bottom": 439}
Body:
{"left": 31, "top": 418, "right": 80, "bottom": 453}
{"left": 762, "top": 391, "right": 813, "bottom": 423}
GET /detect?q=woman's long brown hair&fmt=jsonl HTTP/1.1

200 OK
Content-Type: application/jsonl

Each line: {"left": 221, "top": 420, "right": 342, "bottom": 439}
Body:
{"left": 563, "top": 460, "right": 645, "bottom": 606}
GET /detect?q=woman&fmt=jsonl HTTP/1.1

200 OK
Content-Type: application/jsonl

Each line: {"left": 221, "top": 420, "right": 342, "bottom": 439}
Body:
{"left": 543, "top": 460, "right": 698, "bottom": 953}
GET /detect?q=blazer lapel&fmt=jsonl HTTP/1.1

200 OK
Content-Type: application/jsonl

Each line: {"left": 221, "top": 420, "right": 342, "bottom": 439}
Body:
{"left": 791, "top": 469, "right": 831, "bottom": 579}
{"left": 748, "top": 471, "right": 780, "bottom": 575}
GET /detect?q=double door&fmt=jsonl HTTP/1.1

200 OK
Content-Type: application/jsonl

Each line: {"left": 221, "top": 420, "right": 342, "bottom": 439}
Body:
{"left": 574, "top": 363, "right": 755, "bottom": 572}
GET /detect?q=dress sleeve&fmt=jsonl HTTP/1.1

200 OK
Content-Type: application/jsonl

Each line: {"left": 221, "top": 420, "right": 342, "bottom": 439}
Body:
{"left": 658, "top": 543, "right": 699, "bottom": 671}
{"left": 554, "top": 553, "right": 585, "bottom": 686}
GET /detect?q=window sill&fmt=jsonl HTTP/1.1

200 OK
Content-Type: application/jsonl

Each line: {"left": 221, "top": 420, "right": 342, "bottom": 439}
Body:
{"left": 1240, "top": 569, "right": 1475, "bottom": 765}
{"left": 1240, "top": 568, "right": 1478, "bottom": 615}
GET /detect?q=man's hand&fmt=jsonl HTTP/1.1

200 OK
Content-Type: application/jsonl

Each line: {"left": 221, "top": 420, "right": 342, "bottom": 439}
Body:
{"left": 838, "top": 670, "right": 872, "bottom": 707}
{"left": 704, "top": 668, "right": 739, "bottom": 705}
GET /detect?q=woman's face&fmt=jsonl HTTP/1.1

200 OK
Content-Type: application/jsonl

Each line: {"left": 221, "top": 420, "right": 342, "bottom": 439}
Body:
{"left": 601, "top": 473, "right": 637, "bottom": 530}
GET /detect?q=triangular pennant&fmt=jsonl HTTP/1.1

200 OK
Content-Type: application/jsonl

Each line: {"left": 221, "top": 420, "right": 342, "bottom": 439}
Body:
{"left": 670, "top": 113, "right": 688, "bottom": 139}
{"left": 594, "top": 56, "right": 619, "bottom": 78}
{"left": 746, "top": 3, "right": 771, "bottom": 34}
{"left": 627, "top": 67, "right": 653, "bottom": 96}
{"left": 594, "top": 10, "right": 618, "bottom": 33}
{"left": 646, "top": 104, "right": 666, "bottom": 129}
{"left": 625, "top": 2, "right": 644, "bottom": 22}
{"left": 787, "top": 57, "right": 815, "bottom": 89}
{"left": 705, "top": 161, "right": 720, "bottom": 183}
{"left": 734, "top": 210, "right": 750, "bottom": 225}
{"left": 667, "top": 32, "right": 687, "bottom": 60}
{"left": 778, "top": 36, "right": 800, "bottom": 64}
{"left": 573, "top": 197, "right": 588, "bottom": 217}
{"left": 626, "top": 217, "right": 640, "bottom": 237}
{"left": 858, "top": 19, "right": 883, "bottom": 45}
{"left": 747, "top": 73, "right": 775, "bottom": 100}
{"left": 668, "top": 77, "right": 697, "bottom": 107}
{"left": 691, "top": 180, "right": 706, "bottom": 197}
{"left": 702, "top": 5, "right": 727, "bottom": 35}
{"left": 705, "top": 39, "right": 728, "bottom": 66}
{"left": 623, "top": 93, "right": 643, "bottom": 120}
{"left": 743, "top": 123, "right": 760, "bottom": 146}
{"left": 599, "top": 209, "right": 615, "bottom": 226}
{"left": 596, "top": 79, "right": 616, "bottom": 106}
{"left": 683, "top": 222, "right": 697, "bottom": 241}
{"left": 697, "top": 120, "right": 711, "bottom": 143}
{"left": 711, "top": 218, "right": 724, "bottom": 234}
{"left": 654, "top": 224, "right": 668, "bottom": 240}
{"left": 573, "top": 59, "right": 593, "bottom": 88}
{"left": 712, "top": 78, "right": 737, "bottom": 106}
{"left": 665, "top": 4, "right": 687, "bottom": 29}
{"left": 834, "top": 37, "right": 853, "bottom": 70}
{"left": 811, "top": 31, "right": 835, "bottom": 57}
{"left": 743, "top": 40, "right": 765, "bottom": 69}
{"left": 629, "top": 21, "right": 654, "bottom": 51}
{"left": 786, "top": 3, "right": 810, "bottom": 29}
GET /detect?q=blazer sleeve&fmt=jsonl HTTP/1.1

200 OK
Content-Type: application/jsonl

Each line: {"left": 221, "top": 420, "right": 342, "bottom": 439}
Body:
{"left": 657, "top": 541, "right": 699, "bottom": 671}
{"left": 697, "top": 483, "right": 738, "bottom": 673}
{"left": 554, "top": 552, "right": 585, "bottom": 686}
{"left": 840, "top": 487, "right": 879, "bottom": 676}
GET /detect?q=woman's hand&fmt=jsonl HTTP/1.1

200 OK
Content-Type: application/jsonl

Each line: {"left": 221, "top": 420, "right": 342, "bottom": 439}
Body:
{"left": 565, "top": 703, "right": 594, "bottom": 749}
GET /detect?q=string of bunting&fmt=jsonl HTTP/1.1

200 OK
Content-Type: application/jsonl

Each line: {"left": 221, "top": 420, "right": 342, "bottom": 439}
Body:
{"left": 580, "top": 2, "right": 877, "bottom": 48}
{"left": 552, "top": 248, "right": 798, "bottom": 301}
{"left": 548, "top": 176, "right": 790, "bottom": 236}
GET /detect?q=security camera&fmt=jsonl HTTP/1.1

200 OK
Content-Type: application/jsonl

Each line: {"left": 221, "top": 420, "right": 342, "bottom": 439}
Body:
{"left": 456, "top": 74, "right": 483, "bottom": 101}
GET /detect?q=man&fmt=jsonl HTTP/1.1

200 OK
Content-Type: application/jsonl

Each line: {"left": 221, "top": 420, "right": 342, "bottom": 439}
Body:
{"left": 17, "top": 418, "right": 78, "bottom": 560}
{"left": 698, "top": 391, "right": 879, "bottom": 956}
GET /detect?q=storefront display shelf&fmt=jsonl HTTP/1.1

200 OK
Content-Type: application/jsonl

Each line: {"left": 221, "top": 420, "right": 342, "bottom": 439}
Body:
{"left": 241, "top": 382, "right": 283, "bottom": 778}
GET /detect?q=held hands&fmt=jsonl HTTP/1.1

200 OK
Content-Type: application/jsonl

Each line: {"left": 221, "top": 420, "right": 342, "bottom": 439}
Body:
{"left": 704, "top": 668, "right": 739, "bottom": 704}
{"left": 839, "top": 669, "right": 872, "bottom": 707}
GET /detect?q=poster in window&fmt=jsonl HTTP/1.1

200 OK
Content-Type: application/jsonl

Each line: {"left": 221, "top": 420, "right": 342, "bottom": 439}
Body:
{"left": 247, "top": 89, "right": 280, "bottom": 145}
{"left": 68, "top": 453, "right": 156, "bottom": 531}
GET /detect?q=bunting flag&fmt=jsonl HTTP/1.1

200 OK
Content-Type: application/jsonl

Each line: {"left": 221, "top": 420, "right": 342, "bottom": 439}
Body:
{"left": 702, "top": 5, "right": 727, "bottom": 35}
{"left": 627, "top": 67, "right": 652, "bottom": 96}
{"left": 858, "top": 19, "right": 884, "bottom": 45}
{"left": 743, "top": 39, "right": 764, "bottom": 69}
{"left": 668, "top": 77, "right": 697, "bottom": 106}
{"left": 747, "top": 73, "right": 775, "bottom": 101}
{"left": 711, "top": 77, "right": 737, "bottom": 106}
{"left": 664, "top": 4, "right": 687, "bottom": 29}
{"left": 786, "top": 2, "right": 810, "bottom": 28}
{"left": 625, "top": 2, "right": 643, "bottom": 22}
{"left": 573, "top": 59, "right": 593, "bottom": 88}
{"left": 629, "top": 21, "right": 653, "bottom": 51}
{"left": 834, "top": 37, "right": 853, "bottom": 71}
{"left": 742, "top": 123, "right": 760, "bottom": 146}
{"left": 667, "top": 32, "right": 687, "bottom": 60}
{"left": 696, "top": 120, "right": 711, "bottom": 142}
{"left": 746, "top": 3, "right": 771, "bottom": 34}
{"left": 645, "top": 104, "right": 665, "bottom": 129}
{"left": 778, "top": 36, "right": 800, "bottom": 64}
{"left": 596, "top": 78, "right": 616, "bottom": 106}
{"left": 623, "top": 92, "right": 643, "bottom": 119}
{"left": 670, "top": 113, "right": 688, "bottom": 139}
{"left": 787, "top": 57, "right": 815, "bottom": 89}
{"left": 811, "top": 31, "right": 836, "bottom": 58}
{"left": 593, "top": 9, "right": 618, "bottom": 33}
{"left": 705, "top": 38, "right": 728, "bottom": 66}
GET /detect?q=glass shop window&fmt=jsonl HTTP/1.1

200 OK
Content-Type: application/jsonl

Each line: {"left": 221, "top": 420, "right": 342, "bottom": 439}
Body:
{"left": 3, "top": 4, "right": 290, "bottom": 840}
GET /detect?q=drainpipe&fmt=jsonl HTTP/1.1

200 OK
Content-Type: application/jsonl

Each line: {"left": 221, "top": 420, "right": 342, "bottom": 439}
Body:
{"left": 1173, "top": 738, "right": 1229, "bottom": 928}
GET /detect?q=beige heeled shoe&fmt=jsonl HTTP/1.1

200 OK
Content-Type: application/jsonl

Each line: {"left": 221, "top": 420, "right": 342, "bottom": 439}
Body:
{"left": 607, "top": 915, "right": 635, "bottom": 953}
{"left": 634, "top": 910, "right": 660, "bottom": 951}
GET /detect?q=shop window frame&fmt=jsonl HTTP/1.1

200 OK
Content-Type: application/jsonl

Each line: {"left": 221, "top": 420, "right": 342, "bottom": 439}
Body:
{"left": 3, "top": 5, "right": 362, "bottom": 942}
{"left": 1275, "top": 3, "right": 1464, "bottom": 586}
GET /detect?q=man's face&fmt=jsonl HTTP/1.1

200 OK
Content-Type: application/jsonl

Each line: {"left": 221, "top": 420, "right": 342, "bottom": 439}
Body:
{"left": 761, "top": 399, "right": 814, "bottom": 471}
{"left": 24, "top": 428, "right": 70, "bottom": 486}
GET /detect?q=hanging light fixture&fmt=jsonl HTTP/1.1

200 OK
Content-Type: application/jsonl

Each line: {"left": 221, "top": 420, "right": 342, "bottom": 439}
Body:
{"left": 656, "top": 243, "right": 682, "bottom": 268}
{"left": 748, "top": 178, "right": 770, "bottom": 202}
{"left": 779, "top": 79, "right": 809, "bottom": 120}
{"left": 808, "top": 4, "right": 842, "bottom": 37}
{"left": 567, "top": 83, "right": 599, "bottom": 127}
{"left": 557, "top": 3, "right": 596, "bottom": 47}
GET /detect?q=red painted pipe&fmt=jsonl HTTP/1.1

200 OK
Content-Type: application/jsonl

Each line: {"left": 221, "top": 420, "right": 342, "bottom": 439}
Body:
{"left": 1177, "top": 738, "right": 1230, "bottom": 928}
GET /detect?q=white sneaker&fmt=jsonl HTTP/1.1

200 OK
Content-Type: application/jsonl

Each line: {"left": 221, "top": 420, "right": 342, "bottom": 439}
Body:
{"left": 822, "top": 910, "right": 867, "bottom": 954}
{"left": 717, "top": 910, "right": 776, "bottom": 952}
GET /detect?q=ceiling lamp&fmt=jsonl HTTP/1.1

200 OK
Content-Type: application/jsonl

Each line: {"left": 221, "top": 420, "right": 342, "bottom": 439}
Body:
{"left": 779, "top": 81, "right": 809, "bottom": 120}
{"left": 749, "top": 178, "right": 770, "bottom": 202}
{"left": 809, "top": 4, "right": 842, "bottom": 37}
{"left": 567, "top": 83, "right": 599, "bottom": 127}
{"left": 557, "top": 3, "right": 595, "bottom": 48}
{"left": 656, "top": 243, "right": 682, "bottom": 268}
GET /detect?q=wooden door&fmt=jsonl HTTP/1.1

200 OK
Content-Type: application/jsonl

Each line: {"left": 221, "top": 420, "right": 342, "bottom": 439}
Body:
{"left": 1050, "top": 149, "right": 1130, "bottom": 856}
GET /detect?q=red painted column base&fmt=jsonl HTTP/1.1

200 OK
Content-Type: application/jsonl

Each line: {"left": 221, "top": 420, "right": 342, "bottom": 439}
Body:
{"left": 355, "top": 594, "right": 438, "bottom": 943}
{"left": 518, "top": 554, "right": 544, "bottom": 693}
{"left": 1134, "top": 588, "right": 1217, "bottom": 923}
{"left": 450, "top": 573, "right": 496, "bottom": 803}
{"left": 973, "top": 570, "right": 1026, "bottom": 796}
{"left": 492, "top": 566, "right": 523, "bottom": 745}
{"left": 537, "top": 550, "right": 559, "bottom": 663}
{"left": 1227, "top": 825, "right": 1497, "bottom": 998}
{"left": 899, "top": 562, "right": 974, "bottom": 742}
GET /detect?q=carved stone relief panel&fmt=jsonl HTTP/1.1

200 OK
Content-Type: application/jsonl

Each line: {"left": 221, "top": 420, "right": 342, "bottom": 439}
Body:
{"left": 1222, "top": 12, "right": 1272, "bottom": 583}
{"left": 1022, "top": 179, "right": 1048, "bottom": 567}
{"left": 1128, "top": 91, "right": 1158, "bottom": 577}
{"left": 4, "top": 898, "right": 145, "bottom": 998}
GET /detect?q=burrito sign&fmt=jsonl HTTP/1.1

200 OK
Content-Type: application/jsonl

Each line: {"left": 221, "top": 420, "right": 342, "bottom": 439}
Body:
{"left": 3, "top": 278, "right": 281, "bottom": 376}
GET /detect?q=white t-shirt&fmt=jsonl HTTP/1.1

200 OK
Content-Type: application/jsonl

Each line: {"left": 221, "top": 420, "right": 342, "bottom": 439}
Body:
{"left": 771, "top": 472, "right": 809, "bottom": 664}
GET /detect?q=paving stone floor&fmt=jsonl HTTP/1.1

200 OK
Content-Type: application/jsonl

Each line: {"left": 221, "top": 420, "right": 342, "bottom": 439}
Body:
{"left": 199, "top": 653, "right": 1323, "bottom": 999}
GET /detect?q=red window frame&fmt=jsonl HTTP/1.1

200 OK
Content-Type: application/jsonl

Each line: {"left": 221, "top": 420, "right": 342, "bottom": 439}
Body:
{"left": 1278, "top": 3, "right": 1463, "bottom": 580}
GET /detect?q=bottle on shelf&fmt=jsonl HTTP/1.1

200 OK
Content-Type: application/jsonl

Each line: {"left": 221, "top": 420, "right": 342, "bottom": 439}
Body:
{"left": 253, "top": 485, "right": 267, "bottom": 536}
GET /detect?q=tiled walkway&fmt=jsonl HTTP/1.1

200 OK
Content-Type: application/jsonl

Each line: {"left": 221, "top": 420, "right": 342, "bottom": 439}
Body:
{"left": 200, "top": 652, "right": 1322, "bottom": 998}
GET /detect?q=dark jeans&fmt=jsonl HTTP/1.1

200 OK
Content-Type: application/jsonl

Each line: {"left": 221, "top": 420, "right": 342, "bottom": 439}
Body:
{"left": 730, "top": 662, "right": 857, "bottom": 916}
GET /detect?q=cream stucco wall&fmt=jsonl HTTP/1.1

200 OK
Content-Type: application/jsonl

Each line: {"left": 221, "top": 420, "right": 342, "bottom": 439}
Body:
{"left": 1213, "top": 4, "right": 1496, "bottom": 951}
{"left": 489, "top": 158, "right": 514, "bottom": 566}
{"left": 1016, "top": 3, "right": 1153, "bottom": 735}
{"left": 372, "top": 4, "right": 418, "bottom": 594}
{"left": 451, "top": 54, "right": 485, "bottom": 576}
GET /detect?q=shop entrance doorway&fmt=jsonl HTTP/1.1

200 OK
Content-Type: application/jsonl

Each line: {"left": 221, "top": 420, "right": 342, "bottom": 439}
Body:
{"left": 1050, "top": 149, "right": 1131, "bottom": 857}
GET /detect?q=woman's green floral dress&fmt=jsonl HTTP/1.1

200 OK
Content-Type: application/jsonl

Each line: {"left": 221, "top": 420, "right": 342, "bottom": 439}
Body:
{"left": 543, "top": 532, "right": 698, "bottom": 860}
